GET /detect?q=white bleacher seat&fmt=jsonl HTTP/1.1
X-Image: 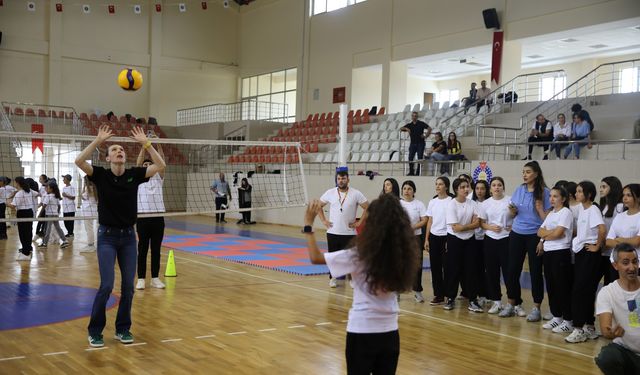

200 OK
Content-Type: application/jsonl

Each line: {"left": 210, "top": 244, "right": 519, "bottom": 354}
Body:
{"left": 360, "top": 142, "right": 370, "bottom": 152}
{"left": 350, "top": 153, "right": 359, "bottom": 162}
{"left": 351, "top": 143, "right": 361, "bottom": 152}
{"left": 390, "top": 140, "right": 400, "bottom": 151}
{"left": 432, "top": 102, "right": 440, "bottom": 110}
{"left": 428, "top": 118, "right": 439, "bottom": 128}
{"left": 394, "top": 112, "right": 404, "bottom": 121}
{"left": 446, "top": 117, "right": 459, "bottom": 128}
{"left": 323, "top": 153, "right": 333, "bottom": 163}
{"left": 361, "top": 132, "right": 371, "bottom": 141}
{"left": 491, "top": 103, "right": 502, "bottom": 113}
{"left": 412, "top": 104, "right": 420, "bottom": 112}
{"left": 477, "top": 105, "right": 488, "bottom": 115}
{"left": 359, "top": 153, "right": 370, "bottom": 162}
{"left": 445, "top": 108, "right": 456, "bottom": 117}
{"left": 441, "top": 101, "right": 449, "bottom": 110}
{"left": 402, "top": 104, "right": 411, "bottom": 112}
{"left": 369, "top": 153, "right": 380, "bottom": 162}
{"left": 380, "top": 152, "right": 390, "bottom": 161}
{"left": 390, "top": 151, "right": 400, "bottom": 161}
{"left": 332, "top": 153, "right": 339, "bottom": 162}
{"left": 452, "top": 100, "right": 460, "bottom": 107}
{"left": 388, "top": 130, "right": 399, "bottom": 140}
{"left": 380, "top": 141, "right": 390, "bottom": 151}
{"left": 378, "top": 122, "right": 387, "bottom": 132}
{"left": 435, "top": 109, "right": 445, "bottom": 118}
{"left": 370, "top": 130, "right": 379, "bottom": 139}
{"left": 421, "top": 103, "right": 429, "bottom": 112}
{"left": 370, "top": 123, "right": 379, "bottom": 132}
{"left": 353, "top": 133, "right": 362, "bottom": 141}
{"left": 473, "top": 116, "right": 484, "bottom": 125}
{"left": 315, "top": 153, "right": 325, "bottom": 162}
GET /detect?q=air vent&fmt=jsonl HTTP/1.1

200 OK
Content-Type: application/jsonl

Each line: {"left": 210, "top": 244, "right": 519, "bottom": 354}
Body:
{"left": 526, "top": 54, "right": 544, "bottom": 59}
{"left": 447, "top": 58, "right": 459, "bottom": 62}
{"left": 459, "top": 59, "right": 467, "bottom": 64}
{"left": 560, "top": 38, "right": 579, "bottom": 43}
{"left": 589, "top": 44, "right": 608, "bottom": 49}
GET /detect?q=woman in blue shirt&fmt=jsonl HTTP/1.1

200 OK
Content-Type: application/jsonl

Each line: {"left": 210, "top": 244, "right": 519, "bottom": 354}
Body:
{"left": 564, "top": 113, "right": 592, "bottom": 159}
{"left": 499, "top": 161, "right": 551, "bottom": 321}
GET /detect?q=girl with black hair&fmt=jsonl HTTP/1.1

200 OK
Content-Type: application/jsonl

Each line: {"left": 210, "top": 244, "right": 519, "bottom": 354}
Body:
{"left": 34, "top": 174, "right": 49, "bottom": 239}
{"left": 472, "top": 179, "right": 490, "bottom": 306}
{"left": 444, "top": 177, "right": 481, "bottom": 312}
{"left": 605, "top": 184, "right": 640, "bottom": 278}
{"left": 8, "top": 176, "right": 39, "bottom": 261}
{"left": 564, "top": 181, "right": 581, "bottom": 229}
{"left": 479, "top": 177, "right": 513, "bottom": 314}
{"left": 424, "top": 177, "right": 453, "bottom": 305}
{"left": 39, "top": 182, "right": 70, "bottom": 249}
{"left": 237, "top": 178, "right": 256, "bottom": 224}
{"left": 400, "top": 180, "right": 428, "bottom": 303}
{"left": 500, "top": 161, "right": 551, "bottom": 321}
{"left": 537, "top": 186, "right": 574, "bottom": 334}
{"left": 380, "top": 178, "right": 400, "bottom": 198}
{"left": 79, "top": 176, "right": 98, "bottom": 253}
{"left": 599, "top": 177, "right": 624, "bottom": 285}
{"left": 565, "top": 181, "right": 606, "bottom": 343}
{"left": 303, "top": 195, "right": 419, "bottom": 375}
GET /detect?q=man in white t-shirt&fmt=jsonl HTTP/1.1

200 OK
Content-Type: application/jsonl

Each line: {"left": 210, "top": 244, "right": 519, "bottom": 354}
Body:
{"left": 318, "top": 171, "right": 369, "bottom": 288}
{"left": 595, "top": 243, "right": 640, "bottom": 374}
{"left": 61, "top": 174, "right": 77, "bottom": 238}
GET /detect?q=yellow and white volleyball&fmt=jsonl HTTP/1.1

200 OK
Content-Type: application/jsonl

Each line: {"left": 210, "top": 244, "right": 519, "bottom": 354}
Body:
{"left": 117, "top": 68, "right": 143, "bottom": 91}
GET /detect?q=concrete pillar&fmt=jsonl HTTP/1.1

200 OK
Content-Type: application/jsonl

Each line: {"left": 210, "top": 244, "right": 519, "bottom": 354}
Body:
{"left": 47, "top": 3, "right": 63, "bottom": 105}
{"left": 388, "top": 61, "right": 408, "bottom": 113}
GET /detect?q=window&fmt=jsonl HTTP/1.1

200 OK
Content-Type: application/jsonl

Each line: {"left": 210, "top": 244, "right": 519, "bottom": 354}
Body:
{"left": 311, "top": 0, "right": 367, "bottom": 16}
{"left": 435, "top": 89, "right": 459, "bottom": 105}
{"left": 241, "top": 68, "right": 297, "bottom": 122}
{"left": 539, "top": 75, "right": 566, "bottom": 101}
{"left": 619, "top": 67, "right": 639, "bottom": 93}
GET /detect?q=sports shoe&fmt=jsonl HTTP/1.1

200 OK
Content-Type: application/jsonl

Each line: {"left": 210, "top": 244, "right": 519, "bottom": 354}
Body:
{"left": 456, "top": 294, "right": 467, "bottom": 301}
{"left": 552, "top": 320, "right": 573, "bottom": 333}
{"left": 349, "top": 279, "right": 354, "bottom": 289}
{"left": 80, "top": 245, "right": 96, "bottom": 253}
{"left": 136, "top": 279, "right": 145, "bottom": 290}
{"left": 477, "top": 297, "right": 487, "bottom": 307}
{"left": 60, "top": 241, "right": 70, "bottom": 249}
{"left": 487, "top": 301, "right": 502, "bottom": 314}
{"left": 526, "top": 307, "right": 542, "bottom": 322}
{"left": 585, "top": 325, "right": 599, "bottom": 340}
{"left": 88, "top": 334, "right": 104, "bottom": 348}
{"left": 329, "top": 279, "right": 337, "bottom": 288}
{"left": 498, "top": 303, "right": 515, "bottom": 317}
{"left": 443, "top": 298, "right": 455, "bottom": 310}
{"left": 414, "top": 291, "right": 425, "bottom": 303}
{"left": 429, "top": 296, "right": 445, "bottom": 305}
{"left": 543, "top": 312, "right": 553, "bottom": 321}
{"left": 16, "top": 253, "right": 32, "bottom": 261}
{"left": 468, "top": 300, "right": 484, "bottom": 313}
{"left": 565, "top": 328, "right": 588, "bottom": 343}
{"left": 151, "top": 278, "right": 165, "bottom": 289}
{"left": 33, "top": 234, "right": 41, "bottom": 242}
{"left": 65, "top": 234, "right": 74, "bottom": 239}
{"left": 38, "top": 243, "right": 48, "bottom": 249}
{"left": 515, "top": 305, "right": 527, "bottom": 317}
{"left": 542, "top": 317, "right": 563, "bottom": 330}
{"left": 114, "top": 331, "right": 134, "bottom": 344}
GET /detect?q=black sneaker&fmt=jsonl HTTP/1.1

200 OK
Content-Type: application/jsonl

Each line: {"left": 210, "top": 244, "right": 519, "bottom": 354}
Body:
{"left": 443, "top": 298, "right": 455, "bottom": 310}
{"left": 88, "top": 334, "right": 104, "bottom": 347}
{"left": 468, "top": 299, "right": 484, "bottom": 313}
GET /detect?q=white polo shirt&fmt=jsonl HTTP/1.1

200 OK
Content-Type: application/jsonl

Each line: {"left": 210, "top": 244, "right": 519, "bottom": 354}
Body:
{"left": 320, "top": 187, "right": 368, "bottom": 236}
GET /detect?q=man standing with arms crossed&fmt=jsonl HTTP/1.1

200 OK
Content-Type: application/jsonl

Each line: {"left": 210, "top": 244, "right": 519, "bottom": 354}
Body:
{"left": 400, "top": 112, "right": 431, "bottom": 176}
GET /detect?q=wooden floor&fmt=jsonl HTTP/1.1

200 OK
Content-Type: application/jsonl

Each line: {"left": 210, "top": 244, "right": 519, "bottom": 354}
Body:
{"left": 0, "top": 215, "right": 604, "bottom": 374}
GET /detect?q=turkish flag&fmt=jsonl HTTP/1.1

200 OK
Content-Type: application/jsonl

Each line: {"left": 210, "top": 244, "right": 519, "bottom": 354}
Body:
{"left": 490, "top": 31, "right": 504, "bottom": 87}
{"left": 201, "top": 2, "right": 207, "bottom": 10}
{"left": 108, "top": 4, "right": 115, "bottom": 14}
{"left": 56, "top": 3, "right": 62, "bottom": 12}
{"left": 155, "top": 3, "right": 161, "bottom": 12}
{"left": 32, "top": 124, "right": 44, "bottom": 154}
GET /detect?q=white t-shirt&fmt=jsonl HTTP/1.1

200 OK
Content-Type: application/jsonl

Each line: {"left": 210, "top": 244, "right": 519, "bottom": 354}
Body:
{"left": 553, "top": 122, "right": 572, "bottom": 138}
{"left": 570, "top": 203, "right": 582, "bottom": 230}
{"left": 474, "top": 199, "right": 486, "bottom": 240}
{"left": 446, "top": 198, "right": 477, "bottom": 240}
{"left": 572, "top": 204, "right": 605, "bottom": 253}
{"left": 607, "top": 211, "right": 640, "bottom": 254}
{"left": 42, "top": 193, "right": 60, "bottom": 216}
{"left": 426, "top": 196, "right": 451, "bottom": 236}
{"left": 0, "top": 185, "right": 17, "bottom": 205}
{"left": 137, "top": 173, "right": 165, "bottom": 213}
{"left": 602, "top": 203, "right": 625, "bottom": 257}
{"left": 324, "top": 248, "right": 398, "bottom": 333}
{"left": 541, "top": 207, "right": 573, "bottom": 251}
{"left": 62, "top": 185, "right": 76, "bottom": 213}
{"left": 320, "top": 187, "right": 368, "bottom": 236}
{"left": 401, "top": 198, "right": 427, "bottom": 236}
{"left": 12, "top": 190, "right": 38, "bottom": 211}
{"left": 80, "top": 191, "right": 98, "bottom": 217}
{"left": 478, "top": 196, "right": 512, "bottom": 240}
{"left": 39, "top": 185, "right": 47, "bottom": 203}
{"left": 595, "top": 280, "right": 640, "bottom": 354}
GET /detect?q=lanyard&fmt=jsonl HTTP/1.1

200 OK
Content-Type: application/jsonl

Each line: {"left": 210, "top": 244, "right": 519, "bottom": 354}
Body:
{"left": 337, "top": 187, "right": 348, "bottom": 212}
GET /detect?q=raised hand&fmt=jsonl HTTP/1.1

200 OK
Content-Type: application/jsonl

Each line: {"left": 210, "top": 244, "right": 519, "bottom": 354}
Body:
{"left": 130, "top": 126, "right": 149, "bottom": 145}
{"left": 304, "top": 200, "right": 322, "bottom": 226}
{"left": 96, "top": 125, "right": 114, "bottom": 143}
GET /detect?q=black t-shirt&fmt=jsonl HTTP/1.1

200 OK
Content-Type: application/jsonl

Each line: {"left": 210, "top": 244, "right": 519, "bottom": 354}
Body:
{"left": 432, "top": 140, "right": 447, "bottom": 154}
{"left": 88, "top": 166, "right": 149, "bottom": 228}
{"left": 403, "top": 121, "right": 431, "bottom": 144}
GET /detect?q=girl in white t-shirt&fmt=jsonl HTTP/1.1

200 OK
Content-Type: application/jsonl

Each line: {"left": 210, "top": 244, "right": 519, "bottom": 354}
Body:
{"left": 479, "top": 177, "right": 513, "bottom": 314}
{"left": 400, "top": 180, "right": 428, "bottom": 303}
{"left": 444, "top": 178, "right": 481, "bottom": 312}
{"left": 424, "top": 177, "right": 453, "bottom": 305}
{"left": 472, "top": 179, "right": 490, "bottom": 306}
{"left": 605, "top": 184, "right": 640, "bottom": 265}
{"left": 565, "top": 181, "right": 606, "bottom": 343}
{"left": 79, "top": 175, "right": 98, "bottom": 252}
{"left": 39, "top": 182, "right": 70, "bottom": 249}
{"left": 303, "top": 195, "right": 419, "bottom": 375}
{"left": 599, "top": 176, "right": 624, "bottom": 285}
{"left": 537, "top": 186, "right": 574, "bottom": 333}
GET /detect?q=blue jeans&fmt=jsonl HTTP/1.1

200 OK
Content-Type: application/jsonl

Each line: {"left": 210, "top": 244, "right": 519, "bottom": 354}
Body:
{"left": 429, "top": 152, "right": 449, "bottom": 174}
{"left": 88, "top": 225, "right": 137, "bottom": 336}
{"left": 564, "top": 137, "right": 588, "bottom": 159}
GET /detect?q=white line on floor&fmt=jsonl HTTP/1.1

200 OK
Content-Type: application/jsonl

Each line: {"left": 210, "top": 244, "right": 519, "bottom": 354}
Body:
{"left": 160, "top": 339, "right": 183, "bottom": 343}
{"left": 195, "top": 334, "right": 216, "bottom": 339}
{"left": 85, "top": 347, "right": 108, "bottom": 351}
{"left": 0, "top": 356, "right": 26, "bottom": 362}
{"left": 43, "top": 351, "right": 68, "bottom": 356}
{"left": 257, "top": 328, "right": 277, "bottom": 332}
{"left": 125, "top": 343, "right": 147, "bottom": 347}
{"left": 287, "top": 325, "right": 305, "bottom": 329}
{"left": 227, "top": 331, "right": 247, "bottom": 335}
{"left": 315, "top": 322, "right": 332, "bottom": 326}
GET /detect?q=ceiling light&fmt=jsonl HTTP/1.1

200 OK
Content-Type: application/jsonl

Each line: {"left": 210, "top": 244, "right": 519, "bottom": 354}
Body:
{"left": 527, "top": 54, "right": 544, "bottom": 59}
{"left": 589, "top": 44, "right": 608, "bottom": 49}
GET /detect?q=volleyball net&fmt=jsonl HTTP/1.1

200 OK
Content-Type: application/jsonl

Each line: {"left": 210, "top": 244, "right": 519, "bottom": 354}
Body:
{"left": 0, "top": 131, "right": 308, "bottom": 223}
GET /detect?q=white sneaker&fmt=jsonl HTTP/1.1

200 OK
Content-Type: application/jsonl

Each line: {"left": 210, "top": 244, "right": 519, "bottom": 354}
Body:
{"left": 329, "top": 279, "right": 337, "bottom": 288}
{"left": 543, "top": 312, "right": 554, "bottom": 321}
{"left": 60, "top": 241, "right": 70, "bottom": 249}
{"left": 514, "top": 305, "right": 527, "bottom": 317}
{"left": 552, "top": 320, "right": 573, "bottom": 333}
{"left": 150, "top": 278, "right": 165, "bottom": 289}
{"left": 498, "top": 303, "right": 515, "bottom": 317}
{"left": 565, "top": 328, "right": 588, "bottom": 343}
{"left": 488, "top": 301, "right": 502, "bottom": 314}
{"left": 16, "top": 253, "right": 32, "bottom": 261}
{"left": 542, "top": 317, "right": 563, "bottom": 330}
{"left": 32, "top": 234, "right": 41, "bottom": 242}
{"left": 526, "top": 307, "right": 542, "bottom": 322}
{"left": 136, "top": 279, "right": 145, "bottom": 290}
{"left": 80, "top": 245, "right": 96, "bottom": 253}
{"left": 414, "top": 291, "right": 425, "bottom": 303}
{"left": 585, "top": 325, "right": 599, "bottom": 340}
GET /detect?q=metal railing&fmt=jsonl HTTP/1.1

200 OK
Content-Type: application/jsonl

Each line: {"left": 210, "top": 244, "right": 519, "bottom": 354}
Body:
{"left": 177, "top": 100, "right": 288, "bottom": 126}
{"left": 301, "top": 159, "right": 472, "bottom": 177}
{"left": 2, "top": 101, "right": 83, "bottom": 131}
{"left": 0, "top": 107, "right": 22, "bottom": 157}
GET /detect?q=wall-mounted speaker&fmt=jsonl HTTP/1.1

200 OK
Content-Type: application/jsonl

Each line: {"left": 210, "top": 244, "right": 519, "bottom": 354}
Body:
{"left": 482, "top": 8, "right": 500, "bottom": 29}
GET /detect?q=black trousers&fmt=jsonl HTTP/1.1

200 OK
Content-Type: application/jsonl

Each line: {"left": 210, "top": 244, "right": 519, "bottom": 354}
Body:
{"left": 407, "top": 142, "right": 425, "bottom": 175}
{"left": 445, "top": 235, "right": 479, "bottom": 300}
{"left": 327, "top": 233, "right": 355, "bottom": 280}
{"left": 63, "top": 212, "right": 75, "bottom": 235}
{"left": 600, "top": 255, "right": 618, "bottom": 285}
{"left": 527, "top": 135, "right": 554, "bottom": 156}
{"left": 506, "top": 231, "right": 544, "bottom": 305}
{"left": 428, "top": 234, "right": 447, "bottom": 298}
{"left": 240, "top": 201, "right": 252, "bottom": 223}
{"left": 414, "top": 235, "right": 424, "bottom": 292}
{"left": 215, "top": 196, "right": 228, "bottom": 222}
{"left": 346, "top": 330, "right": 399, "bottom": 375}
{"left": 0, "top": 203, "right": 6, "bottom": 238}
{"left": 543, "top": 249, "right": 573, "bottom": 320}
{"left": 17, "top": 209, "right": 34, "bottom": 255}
{"left": 571, "top": 250, "right": 601, "bottom": 327}
{"left": 136, "top": 217, "right": 165, "bottom": 279}
{"left": 35, "top": 207, "right": 47, "bottom": 236}
{"left": 483, "top": 236, "right": 509, "bottom": 301}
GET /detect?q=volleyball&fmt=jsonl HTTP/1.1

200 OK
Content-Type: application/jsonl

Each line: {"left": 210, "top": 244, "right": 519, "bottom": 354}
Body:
{"left": 118, "top": 68, "right": 143, "bottom": 91}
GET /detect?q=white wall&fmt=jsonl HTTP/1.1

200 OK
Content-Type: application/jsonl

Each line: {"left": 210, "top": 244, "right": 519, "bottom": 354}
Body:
{"left": 351, "top": 67, "right": 382, "bottom": 111}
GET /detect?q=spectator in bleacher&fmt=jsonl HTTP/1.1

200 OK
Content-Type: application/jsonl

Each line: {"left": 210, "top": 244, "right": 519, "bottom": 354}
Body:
{"left": 571, "top": 104, "right": 594, "bottom": 132}
{"left": 463, "top": 82, "right": 478, "bottom": 114}
{"left": 550, "top": 113, "right": 572, "bottom": 159}
{"left": 524, "top": 114, "right": 553, "bottom": 160}
{"left": 446, "top": 132, "right": 465, "bottom": 161}
{"left": 477, "top": 80, "right": 492, "bottom": 112}
{"left": 400, "top": 111, "right": 432, "bottom": 176}
{"left": 426, "top": 132, "right": 448, "bottom": 175}
{"left": 564, "top": 113, "right": 592, "bottom": 160}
